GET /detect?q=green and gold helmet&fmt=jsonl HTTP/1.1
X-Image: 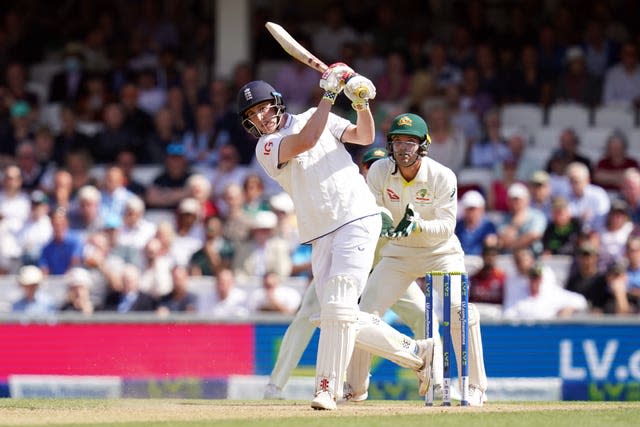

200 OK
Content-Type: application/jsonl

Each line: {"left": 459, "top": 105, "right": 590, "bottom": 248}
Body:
{"left": 386, "top": 113, "right": 431, "bottom": 158}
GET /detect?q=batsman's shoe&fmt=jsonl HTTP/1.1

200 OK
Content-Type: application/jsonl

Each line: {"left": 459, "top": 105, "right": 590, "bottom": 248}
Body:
{"left": 263, "top": 383, "right": 283, "bottom": 400}
{"left": 467, "top": 385, "right": 487, "bottom": 407}
{"left": 416, "top": 339, "right": 435, "bottom": 396}
{"left": 311, "top": 390, "right": 337, "bottom": 410}
{"left": 342, "top": 383, "right": 368, "bottom": 403}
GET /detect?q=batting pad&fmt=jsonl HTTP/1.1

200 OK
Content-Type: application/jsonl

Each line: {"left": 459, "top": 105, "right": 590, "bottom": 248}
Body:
{"left": 316, "top": 275, "right": 359, "bottom": 399}
{"left": 450, "top": 303, "right": 488, "bottom": 391}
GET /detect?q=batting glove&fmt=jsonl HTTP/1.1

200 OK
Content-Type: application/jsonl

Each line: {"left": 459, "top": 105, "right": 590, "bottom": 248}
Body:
{"left": 344, "top": 74, "right": 376, "bottom": 111}
{"left": 320, "top": 63, "right": 354, "bottom": 104}
{"left": 385, "top": 203, "right": 423, "bottom": 239}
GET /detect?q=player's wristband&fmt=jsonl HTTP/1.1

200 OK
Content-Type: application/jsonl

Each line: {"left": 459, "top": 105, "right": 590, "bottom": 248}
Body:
{"left": 322, "top": 91, "right": 338, "bottom": 105}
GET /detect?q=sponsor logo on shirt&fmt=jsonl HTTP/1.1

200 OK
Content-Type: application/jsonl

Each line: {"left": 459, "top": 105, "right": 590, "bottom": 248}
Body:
{"left": 263, "top": 141, "right": 273, "bottom": 155}
{"left": 415, "top": 188, "right": 433, "bottom": 205}
{"left": 386, "top": 188, "right": 400, "bottom": 201}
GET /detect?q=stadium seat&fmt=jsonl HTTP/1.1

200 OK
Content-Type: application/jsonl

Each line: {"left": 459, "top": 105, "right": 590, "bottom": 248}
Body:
{"left": 500, "top": 103, "right": 544, "bottom": 134}
{"left": 626, "top": 128, "right": 640, "bottom": 152}
{"left": 547, "top": 104, "right": 590, "bottom": 131}
{"left": 457, "top": 167, "right": 495, "bottom": 197}
{"left": 534, "top": 126, "right": 563, "bottom": 150}
{"left": 579, "top": 127, "right": 613, "bottom": 160}
{"left": 593, "top": 105, "right": 635, "bottom": 131}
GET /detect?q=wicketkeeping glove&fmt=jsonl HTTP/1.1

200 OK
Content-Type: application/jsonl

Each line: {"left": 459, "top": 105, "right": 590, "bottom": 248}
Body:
{"left": 385, "top": 203, "right": 424, "bottom": 239}
{"left": 344, "top": 74, "right": 376, "bottom": 111}
{"left": 380, "top": 209, "right": 394, "bottom": 237}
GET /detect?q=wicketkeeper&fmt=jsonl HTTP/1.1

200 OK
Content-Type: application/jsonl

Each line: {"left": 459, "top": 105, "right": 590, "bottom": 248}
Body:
{"left": 346, "top": 113, "right": 489, "bottom": 406}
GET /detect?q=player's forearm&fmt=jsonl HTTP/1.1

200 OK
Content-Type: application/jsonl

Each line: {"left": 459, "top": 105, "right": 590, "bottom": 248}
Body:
{"left": 347, "top": 109, "right": 375, "bottom": 146}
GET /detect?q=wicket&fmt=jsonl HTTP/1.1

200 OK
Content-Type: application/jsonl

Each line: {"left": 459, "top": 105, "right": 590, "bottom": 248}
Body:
{"left": 424, "top": 271, "right": 469, "bottom": 407}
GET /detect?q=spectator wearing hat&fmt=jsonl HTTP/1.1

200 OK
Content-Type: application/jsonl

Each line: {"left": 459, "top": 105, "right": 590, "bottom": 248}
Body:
{"left": 145, "top": 143, "right": 192, "bottom": 209}
{"left": 188, "top": 215, "right": 233, "bottom": 276}
{"left": 172, "top": 197, "right": 205, "bottom": 267}
{"left": 12, "top": 265, "right": 55, "bottom": 314}
{"left": 38, "top": 208, "right": 83, "bottom": 275}
{"left": 592, "top": 131, "right": 639, "bottom": 192}
{"left": 16, "top": 190, "right": 53, "bottom": 265}
{"left": 455, "top": 190, "right": 497, "bottom": 256}
{"left": 497, "top": 183, "right": 547, "bottom": 256}
{"left": 246, "top": 271, "right": 302, "bottom": 315}
{"left": 599, "top": 199, "right": 634, "bottom": 269}
{"left": 528, "top": 170, "right": 553, "bottom": 220}
{"left": 542, "top": 196, "right": 582, "bottom": 256}
{"left": 503, "top": 263, "right": 588, "bottom": 319}
{"left": 470, "top": 240, "right": 506, "bottom": 306}
{"left": 555, "top": 45, "right": 601, "bottom": 107}
{"left": 60, "top": 267, "right": 95, "bottom": 315}
{"left": 564, "top": 161, "right": 610, "bottom": 232}
{"left": 117, "top": 195, "right": 156, "bottom": 251}
{"left": 233, "top": 210, "right": 292, "bottom": 281}
{"left": 48, "top": 42, "right": 88, "bottom": 104}
{"left": 156, "top": 265, "right": 198, "bottom": 315}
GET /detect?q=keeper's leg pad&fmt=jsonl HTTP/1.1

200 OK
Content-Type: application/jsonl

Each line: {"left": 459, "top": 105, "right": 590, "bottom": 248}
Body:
{"left": 450, "top": 303, "right": 488, "bottom": 391}
{"left": 316, "top": 275, "right": 359, "bottom": 399}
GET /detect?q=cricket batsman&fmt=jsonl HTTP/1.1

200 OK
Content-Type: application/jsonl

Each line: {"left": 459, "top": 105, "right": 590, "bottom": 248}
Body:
{"left": 346, "top": 113, "right": 489, "bottom": 406}
{"left": 236, "top": 66, "right": 434, "bottom": 410}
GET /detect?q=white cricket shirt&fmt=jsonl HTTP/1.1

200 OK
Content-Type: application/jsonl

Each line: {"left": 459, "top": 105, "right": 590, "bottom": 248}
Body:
{"left": 255, "top": 109, "right": 379, "bottom": 243}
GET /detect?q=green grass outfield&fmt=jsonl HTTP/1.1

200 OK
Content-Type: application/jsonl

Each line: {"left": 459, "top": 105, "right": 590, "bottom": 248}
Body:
{"left": 0, "top": 399, "right": 639, "bottom": 427}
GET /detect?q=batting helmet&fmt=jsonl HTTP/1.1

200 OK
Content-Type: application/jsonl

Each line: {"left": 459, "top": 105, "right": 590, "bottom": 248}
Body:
{"left": 237, "top": 80, "right": 285, "bottom": 137}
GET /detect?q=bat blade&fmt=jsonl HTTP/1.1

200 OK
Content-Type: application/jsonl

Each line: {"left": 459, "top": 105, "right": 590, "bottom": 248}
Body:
{"left": 265, "top": 22, "right": 328, "bottom": 73}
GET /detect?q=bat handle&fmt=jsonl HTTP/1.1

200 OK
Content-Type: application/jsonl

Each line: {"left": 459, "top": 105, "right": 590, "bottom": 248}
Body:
{"left": 354, "top": 86, "right": 370, "bottom": 99}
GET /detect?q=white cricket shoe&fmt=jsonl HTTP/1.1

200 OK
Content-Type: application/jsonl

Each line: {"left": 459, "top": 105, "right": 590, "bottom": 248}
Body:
{"left": 416, "top": 339, "right": 435, "bottom": 396}
{"left": 311, "top": 390, "right": 337, "bottom": 410}
{"left": 263, "top": 383, "right": 283, "bottom": 400}
{"left": 342, "top": 383, "right": 368, "bottom": 402}
{"left": 467, "top": 385, "right": 487, "bottom": 407}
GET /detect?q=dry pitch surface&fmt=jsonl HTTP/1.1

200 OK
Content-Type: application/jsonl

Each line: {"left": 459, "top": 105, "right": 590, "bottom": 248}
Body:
{"left": 1, "top": 400, "right": 639, "bottom": 426}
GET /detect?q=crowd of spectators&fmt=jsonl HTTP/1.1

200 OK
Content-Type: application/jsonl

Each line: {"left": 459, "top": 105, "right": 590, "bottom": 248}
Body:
{"left": 1, "top": 1, "right": 640, "bottom": 319}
